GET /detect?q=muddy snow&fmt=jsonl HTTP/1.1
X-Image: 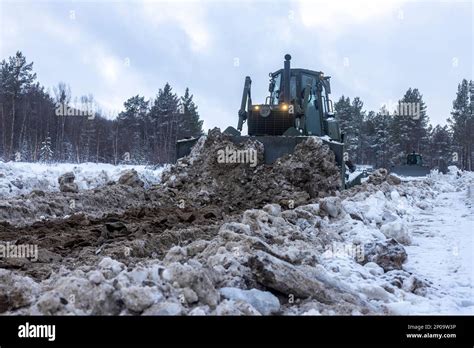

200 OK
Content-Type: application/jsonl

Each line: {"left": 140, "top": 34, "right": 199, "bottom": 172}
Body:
{"left": 0, "top": 161, "right": 164, "bottom": 198}
{"left": 0, "top": 131, "right": 472, "bottom": 315}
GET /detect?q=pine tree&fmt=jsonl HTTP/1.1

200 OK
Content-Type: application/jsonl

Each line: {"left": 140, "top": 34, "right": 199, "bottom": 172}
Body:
{"left": 335, "top": 96, "right": 354, "bottom": 159}
{"left": 429, "top": 125, "right": 452, "bottom": 170}
{"left": 117, "top": 95, "right": 149, "bottom": 164}
{"left": 63, "top": 140, "right": 75, "bottom": 163}
{"left": 335, "top": 96, "right": 352, "bottom": 133}
{"left": 53, "top": 82, "right": 71, "bottom": 162}
{"left": 335, "top": 96, "right": 366, "bottom": 163}
{"left": 0, "top": 51, "right": 37, "bottom": 158}
{"left": 372, "top": 107, "right": 392, "bottom": 168}
{"left": 448, "top": 79, "right": 473, "bottom": 170}
{"left": 39, "top": 136, "right": 53, "bottom": 163}
{"left": 78, "top": 95, "right": 96, "bottom": 162}
{"left": 19, "top": 138, "right": 30, "bottom": 162}
{"left": 178, "top": 88, "right": 203, "bottom": 139}
{"left": 351, "top": 97, "right": 366, "bottom": 163}
{"left": 389, "top": 88, "right": 430, "bottom": 164}
{"left": 360, "top": 110, "right": 377, "bottom": 165}
{"left": 149, "top": 83, "right": 179, "bottom": 163}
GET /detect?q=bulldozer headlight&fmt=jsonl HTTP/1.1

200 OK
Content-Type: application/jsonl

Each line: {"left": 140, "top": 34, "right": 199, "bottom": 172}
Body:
{"left": 254, "top": 105, "right": 260, "bottom": 111}
{"left": 281, "top": 103, "right": 288, "bottom": 111}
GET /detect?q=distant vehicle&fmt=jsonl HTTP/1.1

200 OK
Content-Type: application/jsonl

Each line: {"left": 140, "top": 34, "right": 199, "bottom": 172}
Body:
{"left": 390, "top": 151, "right": 431, "bottom": 177}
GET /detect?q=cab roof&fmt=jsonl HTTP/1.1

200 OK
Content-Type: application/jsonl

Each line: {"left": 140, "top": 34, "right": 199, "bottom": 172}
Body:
{"left": 271, "top": 68, "right": 327, "bottom": 78}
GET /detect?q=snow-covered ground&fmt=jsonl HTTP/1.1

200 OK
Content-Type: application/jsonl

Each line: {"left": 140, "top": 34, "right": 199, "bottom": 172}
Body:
{"left": 402, "top": 169, "right": 474, "bottom": 314}
{"left": 0, "top": 161, "right": 165, "bottom": 197}
{"left": 326, "top": 167, "right": 474, "bottom": 314}
{"left": 0, "top": 161, "right": 472, "bottom": 315}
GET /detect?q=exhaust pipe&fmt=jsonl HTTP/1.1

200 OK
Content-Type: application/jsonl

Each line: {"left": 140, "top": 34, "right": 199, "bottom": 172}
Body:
{"left": 283, "top": 54, "right": 291, "bottom": 103}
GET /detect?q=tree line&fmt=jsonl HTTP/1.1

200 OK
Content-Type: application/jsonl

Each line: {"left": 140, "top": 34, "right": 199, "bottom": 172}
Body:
{"left": 0, "top": 51, "right": 203, "bottom": 164}
{"left": 1, "top": 51, "right": 472, "bottom": 171}
{"left": 334, "top": 81, "right": 473, "bottom": 171}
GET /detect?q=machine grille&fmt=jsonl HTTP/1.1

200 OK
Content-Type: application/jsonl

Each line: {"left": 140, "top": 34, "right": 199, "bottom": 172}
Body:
{"left": 247, "top": 108, "right": 295, "bottom": 136}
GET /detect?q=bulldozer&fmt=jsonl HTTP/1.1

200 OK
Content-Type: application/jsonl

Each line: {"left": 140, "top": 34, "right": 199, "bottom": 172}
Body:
{"left": 177, "top": 54, "right": 358, "bottom": 188}
{"left": 390, "top": 151, "right": 431, "bottom": 177}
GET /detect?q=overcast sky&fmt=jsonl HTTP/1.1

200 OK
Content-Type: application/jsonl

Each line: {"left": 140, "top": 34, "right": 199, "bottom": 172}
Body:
{"left": 1, "top": 0, "right": 472, "bottom": 131}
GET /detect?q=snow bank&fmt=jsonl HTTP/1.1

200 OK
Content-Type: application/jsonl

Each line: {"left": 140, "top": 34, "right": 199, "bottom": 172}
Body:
{"left": 0, "top": 156, "right": 472, "bottom": 315}
{"left": 0, "top": 161, "right": 165, "bottom": 197}
{"left": 333, "top": 168, "right": 474, "bottom": 314}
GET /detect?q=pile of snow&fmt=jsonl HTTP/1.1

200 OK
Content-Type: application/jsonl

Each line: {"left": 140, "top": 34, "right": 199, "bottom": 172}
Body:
{"left": 330, "top": 167, "right": 474, "bottom": 314}
{"left": 0, "top": 161, "right": 165, "bottom": 197}
{"left": 0, "top": 162, "right": 472, "bottom": 315}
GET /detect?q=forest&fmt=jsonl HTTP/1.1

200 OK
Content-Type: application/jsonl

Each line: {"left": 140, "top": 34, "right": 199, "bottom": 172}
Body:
{"left": 0, "top": 51, "right": 203, "bottom": 165}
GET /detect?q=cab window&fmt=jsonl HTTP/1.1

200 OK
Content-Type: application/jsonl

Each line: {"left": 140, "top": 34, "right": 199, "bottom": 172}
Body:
{"left": 290, "top": 76, "right": 297, "bottom": 101}
{"left": 271, "top": 73, "right": 281, "bottom": 105}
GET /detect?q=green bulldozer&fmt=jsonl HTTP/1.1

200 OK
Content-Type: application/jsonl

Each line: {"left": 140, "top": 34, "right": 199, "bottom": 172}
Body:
{"left": 390, "top": 152, "right": 431, "bottom": 177}
{"left": 177, "top": 54, "right": 361, "bottom": 188}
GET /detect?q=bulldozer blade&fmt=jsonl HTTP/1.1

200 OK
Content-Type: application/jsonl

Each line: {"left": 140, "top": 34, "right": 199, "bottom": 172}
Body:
{"left": 390, "top": 165, "right": 431, "bottom": 177}
{"left": 176, "top": 135, "right": 346, "bottom": 187}
{"left": 176, "top": 137, "right": 200, "bottom": 160}
{"left": 345, "top": 171, "right": 368, "bottom": 188}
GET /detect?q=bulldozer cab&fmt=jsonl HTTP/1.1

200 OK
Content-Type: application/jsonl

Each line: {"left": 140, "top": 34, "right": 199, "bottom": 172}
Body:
{"left": 267, "top": 69, "right": 334, "bottom": 115}
{"left": 406, "top": 152, "right": 423, "bottom": 166}
{"left": 237, "top": 55, "right": 338, "bottom": 139}
{"left": 245, "top": 56, "right": 338, "bottom": 142}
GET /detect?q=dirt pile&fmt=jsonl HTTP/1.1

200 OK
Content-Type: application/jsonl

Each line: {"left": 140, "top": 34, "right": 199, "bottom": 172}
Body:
{"left": 0, "top": 184, "right": 164, "bottom": 226}
{"left": 1, "top": 190, "right": 427, "bottom": 315}
{"left": 1, "top": 201, "right": 379, "bottom": 315}
{"left": 58, "top": 172, "right": 78, "bottom": 193}
{"left": 162, "top": 128, "right": 341, "bottom": 213}
{"left": 1, "top": 128, "right": 436, "bottom": 315}
{"left": 118, "top": 169, "right": 144, "bottom": 188}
